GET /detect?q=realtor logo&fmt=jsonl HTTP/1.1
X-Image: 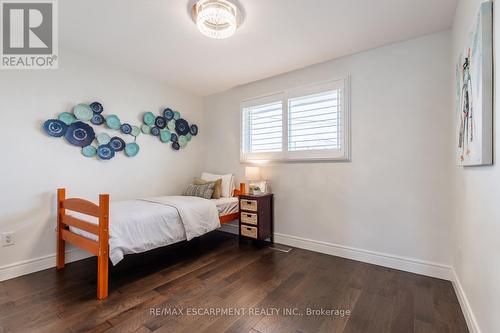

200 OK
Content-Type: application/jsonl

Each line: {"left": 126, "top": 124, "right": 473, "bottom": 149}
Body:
{"left": 1, "top": 0, "right": 58, "bottom": 69}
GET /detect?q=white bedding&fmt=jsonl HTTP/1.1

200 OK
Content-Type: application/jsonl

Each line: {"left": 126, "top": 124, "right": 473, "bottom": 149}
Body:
{"left": 69, "top": 196, "right": 220, "bottom": 265}
{"left": 212, "top": 197, "right": 239, "bottom": 215}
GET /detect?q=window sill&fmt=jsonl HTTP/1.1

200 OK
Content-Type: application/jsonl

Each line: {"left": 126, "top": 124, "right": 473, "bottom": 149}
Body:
{"left": 240, "top": 156, "right": 351, "bottom": 165}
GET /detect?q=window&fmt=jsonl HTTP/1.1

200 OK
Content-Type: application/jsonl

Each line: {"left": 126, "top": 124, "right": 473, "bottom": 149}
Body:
{"left": 241, "top": 96, "right": 283, "bottom": 156}
{"left": 240, "top": 78, "right": 350, "bottom": 162}
{"left": 288, "top": 90, "right": 340, "bottom": 152}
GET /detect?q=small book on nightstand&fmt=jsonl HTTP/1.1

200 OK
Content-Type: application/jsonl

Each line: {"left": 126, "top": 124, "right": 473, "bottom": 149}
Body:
{"left": 238, "top": 193, "right": 273, "bottom": 243}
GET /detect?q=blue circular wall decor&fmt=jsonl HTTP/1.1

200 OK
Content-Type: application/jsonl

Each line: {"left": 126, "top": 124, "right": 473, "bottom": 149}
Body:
{"left": 190, "top": 124, "right": 198, "bottom": 136}
{"left": 91, "top": 113, "right": 105, "bottom": 125}
{"left": 109, "top": 137, "right": 126, "bottom": 151}
{"left": 155, "top": 116, "right": 166, "bottom": 129}
{"left": 170, "top": 133, "right": 178, "bottom": 142}
{"left": 151, "top": 126, "right": 160, "bottom": 136}
{"left": 43, "top": 119, "right": 68, "bottom": 137}
{"left": 65, "top": 121, "right": 95, "bottom": 147}
{"left": 120, "top": 123, "right": 132, "bottom": 134}
{"left": 97, "top": 144, "right": 115, "bottom": 160}
{"left": 163, "top": 108, "right": 174, "bottom": 120}
{"left": 90, "top": 102, "right": 104, "bottom": 114}
{"left": 175, "top": 119, "right": 190, "bottom": 136}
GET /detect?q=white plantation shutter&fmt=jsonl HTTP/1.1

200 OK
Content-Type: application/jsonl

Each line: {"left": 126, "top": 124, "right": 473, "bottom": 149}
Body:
{"left": 241, "top": 94, "right": 283, "bottom": 158}
{"left": 241, "top": 78, "right": 349, "bottom": 162}
{"left": 288, "top": 90, "right": 340, "bottom": 151}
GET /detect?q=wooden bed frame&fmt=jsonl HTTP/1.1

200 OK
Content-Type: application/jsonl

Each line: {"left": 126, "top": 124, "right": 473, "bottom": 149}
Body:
{"left": 56, "top": 183, "right": 245, "bottom": 300}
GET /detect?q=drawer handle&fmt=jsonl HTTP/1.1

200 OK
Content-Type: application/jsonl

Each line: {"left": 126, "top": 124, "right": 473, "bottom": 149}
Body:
{"left": 246, "top": 201, "right": 252, "bottom": 204}
{"left": 246, "top": 214, "right": 252, "bottom": 218}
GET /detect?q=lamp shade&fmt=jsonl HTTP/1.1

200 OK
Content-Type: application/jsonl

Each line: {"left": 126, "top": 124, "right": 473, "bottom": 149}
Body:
{"left": 245, "top": 166, "right": 261, "bottom": 181}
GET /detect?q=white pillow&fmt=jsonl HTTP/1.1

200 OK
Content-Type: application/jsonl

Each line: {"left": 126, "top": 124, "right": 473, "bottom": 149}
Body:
{"left": 201, "top": 172, "right": 234, "bottom": 198}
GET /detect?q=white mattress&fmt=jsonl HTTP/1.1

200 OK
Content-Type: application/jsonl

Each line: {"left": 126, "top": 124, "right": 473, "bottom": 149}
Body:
{"left": 70, "top": 200, "right": 186, "bottom": 265}
{"left": 69, "top": 196, "right": 221, "bottom": 265}
{"left": 212, "top": 197, "right": 239, "bottom": 216}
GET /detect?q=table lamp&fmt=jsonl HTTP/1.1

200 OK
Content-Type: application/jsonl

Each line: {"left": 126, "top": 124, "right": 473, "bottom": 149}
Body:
{"left": 245, "top": 166, "right": 261, "bottom": 194}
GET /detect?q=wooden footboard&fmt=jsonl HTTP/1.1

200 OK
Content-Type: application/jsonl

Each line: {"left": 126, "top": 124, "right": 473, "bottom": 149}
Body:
{"left": 56, "top": 188, "right": 110, "bottom": 300}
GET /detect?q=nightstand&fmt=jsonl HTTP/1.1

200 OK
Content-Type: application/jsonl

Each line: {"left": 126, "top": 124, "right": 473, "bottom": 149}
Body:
{"left": 239, "top": 193, "right": 273, "bottom": 243}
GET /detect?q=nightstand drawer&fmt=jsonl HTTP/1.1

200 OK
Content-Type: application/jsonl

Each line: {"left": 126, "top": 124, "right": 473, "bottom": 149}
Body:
{"left": 241, "top": 199, "right": 258, "bottom": 212}
{"left": 240, "top": 225, "right": 258, "bottom": 239}
{"left": 241, "top": 212, "right": 257, "bottom": 225}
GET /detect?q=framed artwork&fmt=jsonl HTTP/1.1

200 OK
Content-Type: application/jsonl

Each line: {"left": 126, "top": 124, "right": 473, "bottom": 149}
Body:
{"left": 456, "top": 1, "right": 493, "bottom": 166}
{"left": 249, "top": 180, "right": 269, "bottom": 194}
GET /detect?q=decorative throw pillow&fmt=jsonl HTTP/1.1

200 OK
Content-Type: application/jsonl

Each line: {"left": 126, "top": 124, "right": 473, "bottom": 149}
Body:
{"left": 183, "top": 183, "right": 214, "bottom": 199}
{"left": 193, "top": 177, "right": 222, "bottom": 199}
{"left": 201, "top": 172, "right": 234, "bottom": 198}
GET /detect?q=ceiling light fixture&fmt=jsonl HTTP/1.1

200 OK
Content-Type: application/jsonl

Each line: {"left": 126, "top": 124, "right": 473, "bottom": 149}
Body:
{"left": 192, "top": 0, "right": 242, "bottom": 39}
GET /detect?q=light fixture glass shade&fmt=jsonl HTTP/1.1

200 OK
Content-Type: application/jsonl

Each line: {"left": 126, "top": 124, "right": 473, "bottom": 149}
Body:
{"left": 245, "top": 166, "right": 261, "bottom": 181}
{"left": 194, "top": 0, "right": 240, "bottom": 39}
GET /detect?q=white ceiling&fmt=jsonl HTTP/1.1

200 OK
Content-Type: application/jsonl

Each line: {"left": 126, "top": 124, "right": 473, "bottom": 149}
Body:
{"left": 61, "top": 0, "right": 458, "bottom": 96}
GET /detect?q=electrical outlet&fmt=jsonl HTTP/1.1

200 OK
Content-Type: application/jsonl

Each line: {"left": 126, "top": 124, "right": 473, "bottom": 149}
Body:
{"left": 1, "top": 232, "right": 15, "bottom": 247}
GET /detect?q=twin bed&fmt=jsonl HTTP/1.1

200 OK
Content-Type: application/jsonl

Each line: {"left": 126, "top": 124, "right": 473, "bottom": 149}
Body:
{"left": 56, "top": 183, "right": 245, "bottom": 300}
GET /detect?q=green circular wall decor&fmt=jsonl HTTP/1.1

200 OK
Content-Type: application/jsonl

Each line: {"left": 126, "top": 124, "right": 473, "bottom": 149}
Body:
{"left": 82, "top": 145, "right": 97, "bottom": 157}
{"left": 141, "top": 124, "right": 151, "bottom": 134}
{"left": 143, "top": 112, "right": 155, "bottom": 126}
{"left": 105, "top": 115, "right": 121, "bottom": 130}
{"left": 58, "top": 112, "right": 76, "bottom": 125}
{"left": 130, "top": 125, "right": 141, "bottom": 137}
{"left": 167, "top": 119, "right": 176, "bottom": 131}
{"left": 125, "top": 142, "right": 140, "bottom": 157}
{"left": 178, "top": 135, "right": 188, "bottom": 148}
{"left": 74, "top": 104, "right": 93, "bottom": 121}
{"left": 96, "top": 133, "right": 111, "bottom": 145}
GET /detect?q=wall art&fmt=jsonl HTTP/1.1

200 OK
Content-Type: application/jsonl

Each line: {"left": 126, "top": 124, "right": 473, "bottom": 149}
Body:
{"left": 456, "top": 1, "right": 493, "bottom": 166}
{"left": 43, "top": 102, "right": 198, "bottom": 160}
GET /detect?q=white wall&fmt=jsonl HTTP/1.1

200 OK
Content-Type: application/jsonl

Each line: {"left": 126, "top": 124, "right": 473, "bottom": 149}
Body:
{"left": 203, "top": 31, "right": 454, "bottom": 273}
{"left": 452, "top": 1, "right": 500, "bottom": 332}
{"left": 0, "top": 49, "right": 205, "bottom": 276}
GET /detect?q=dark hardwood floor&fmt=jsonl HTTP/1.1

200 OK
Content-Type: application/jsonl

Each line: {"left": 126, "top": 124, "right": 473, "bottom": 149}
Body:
{"left": 0, "top": 231, "right": 468, "bottom": 333}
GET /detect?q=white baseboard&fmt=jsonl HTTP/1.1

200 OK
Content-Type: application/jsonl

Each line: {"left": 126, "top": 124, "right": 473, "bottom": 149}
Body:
{"left": 0, "top": 249, "right": 92, "bottom": 282}
{"left": 216, "top": 226, "right": 453, "bottom": 280}
{"left": 452, "top": 268, "right": 481, "bottom": 333}
{"left": 272, "top": 232, "right": 453, "bottom": 281}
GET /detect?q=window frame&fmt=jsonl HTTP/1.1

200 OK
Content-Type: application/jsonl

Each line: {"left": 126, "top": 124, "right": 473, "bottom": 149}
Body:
{"left": 240, "top": 77, "right": 351, "bottom": 163}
